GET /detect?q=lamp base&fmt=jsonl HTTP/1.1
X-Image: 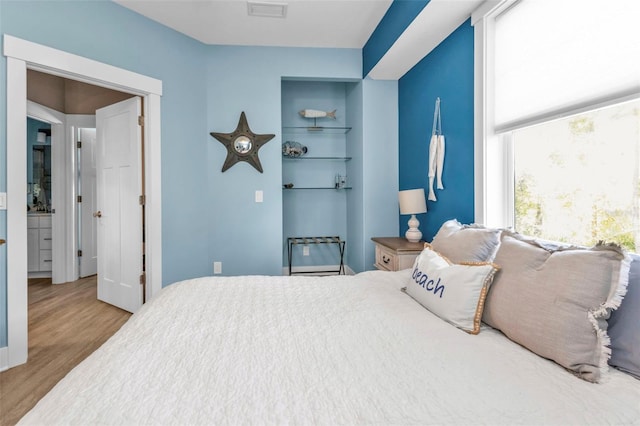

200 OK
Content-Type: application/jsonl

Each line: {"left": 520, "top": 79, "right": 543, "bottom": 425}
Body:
{"left": 405, "top": 214, "right": 422, "bottom": 243}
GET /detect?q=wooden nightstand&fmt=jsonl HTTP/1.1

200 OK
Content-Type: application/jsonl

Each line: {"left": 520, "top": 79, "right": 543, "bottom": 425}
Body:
{"left": 371, "top": 237, "right": 425, "bottom": 271}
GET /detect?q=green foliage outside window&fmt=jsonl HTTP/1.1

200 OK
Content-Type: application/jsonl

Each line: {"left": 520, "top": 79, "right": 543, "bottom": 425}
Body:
{"left": 513, "top": 100, "right": 640, "bottom": 252}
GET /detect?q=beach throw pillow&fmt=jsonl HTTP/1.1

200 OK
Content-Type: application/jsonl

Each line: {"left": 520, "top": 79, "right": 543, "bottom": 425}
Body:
{"left": 483, "top": 232, "right": 630, "bottom": 383}
{"left": 403, "top": 245, "right": 499, "bottom": 334}
{"left": 608, "top": 253, "right": 640, "bottom": 379}
{"left": 431, "top": 219, "right": 502, "bottom": 263}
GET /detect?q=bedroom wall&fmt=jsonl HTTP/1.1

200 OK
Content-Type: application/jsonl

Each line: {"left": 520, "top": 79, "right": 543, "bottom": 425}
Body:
{"left": 398, "top": 20, "right": 475, "bottom": 241}
{"left": 351, "top": 79, "right": 399, "bottom": 272}
{"left": 204, "top": 46, "right": 398, "bottom": 276}
{"left": 0, "top": 0, "right": 209, "bottom": 348}
{"left": 0, "top": 0, "right": 400, "bottom": 353}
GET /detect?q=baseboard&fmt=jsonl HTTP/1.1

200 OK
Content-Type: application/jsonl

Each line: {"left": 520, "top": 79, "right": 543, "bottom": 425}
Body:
{"left": 28, "top": 271, "right": 52, "bottom": 279}
{"left": 282, "top": 264, "right": 355, "bottom": 276}
{"left": 0, "top": 346, "right": 8, "bottom": 372}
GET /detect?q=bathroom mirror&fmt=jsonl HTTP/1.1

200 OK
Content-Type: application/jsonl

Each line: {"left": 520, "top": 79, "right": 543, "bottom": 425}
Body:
{"left": 30, "top": 145, "right": 51, "bottom": 210}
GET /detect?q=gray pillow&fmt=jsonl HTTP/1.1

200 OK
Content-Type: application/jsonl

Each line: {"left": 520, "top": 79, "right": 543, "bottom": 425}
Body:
{"left": 608, "top": 253, "right": 640, "bottom": 379}
{"left": 483, "top": 232, "right": 629, "bottom": 383}
{"left": 430, "top": 219, "right": 502, "bottom": 263}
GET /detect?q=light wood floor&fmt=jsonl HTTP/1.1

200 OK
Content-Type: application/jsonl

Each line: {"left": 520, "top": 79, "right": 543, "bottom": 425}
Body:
{"left": 0, "top": 276, "right": 131, "bottom": 426}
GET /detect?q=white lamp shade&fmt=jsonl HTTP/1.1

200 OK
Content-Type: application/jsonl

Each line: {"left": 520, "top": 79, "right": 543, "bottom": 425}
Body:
{"left": 399, "top": 188, "right": 427, "bottom": 215}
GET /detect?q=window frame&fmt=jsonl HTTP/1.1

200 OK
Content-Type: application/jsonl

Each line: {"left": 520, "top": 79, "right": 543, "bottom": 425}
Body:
{"left": 473, "top": 1, "right": 640, "bottom": 230}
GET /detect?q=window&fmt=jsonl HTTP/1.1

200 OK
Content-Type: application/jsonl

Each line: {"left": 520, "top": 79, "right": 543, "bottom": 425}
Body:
{"left": 511, "top": 99, "right": 640, "bottom": 251}
{"left": 473, "top": 0, "right": 640, "bottom": 250}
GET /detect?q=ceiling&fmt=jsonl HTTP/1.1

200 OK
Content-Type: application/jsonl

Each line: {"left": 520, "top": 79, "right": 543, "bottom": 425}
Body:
{"left": 114, "top": 0, "right": 394, "bottom": 48}
{"left": 114, "top": 0, "right": 485, "bottom": 79}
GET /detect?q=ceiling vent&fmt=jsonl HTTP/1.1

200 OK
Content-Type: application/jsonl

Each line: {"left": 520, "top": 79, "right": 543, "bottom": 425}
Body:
{"left": 247, "top": 1, "right": 288, "bottom": 18}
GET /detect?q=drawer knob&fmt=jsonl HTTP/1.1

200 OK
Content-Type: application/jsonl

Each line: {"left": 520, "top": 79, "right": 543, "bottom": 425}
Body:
{"left": 382, "top": 255, "right": 390, "bottom": 264}
{"left": 93, "top": 211, "right": 102, "bottom": 218}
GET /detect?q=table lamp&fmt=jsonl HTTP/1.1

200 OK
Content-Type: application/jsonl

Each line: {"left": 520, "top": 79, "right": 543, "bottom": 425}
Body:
{"left": 399, "top": 188, "right": 427, "bottom": 242}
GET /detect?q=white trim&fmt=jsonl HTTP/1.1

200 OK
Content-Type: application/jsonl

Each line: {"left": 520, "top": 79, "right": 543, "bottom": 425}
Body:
{"left": 473, "top": 10, "right": 490, "bottom": 225}
{"left": 144, "top": 94, "right": 163, "bottom": 299}
{"left": 473, "top": 1, "right": 512, "bottom": 228}
{"left": 4, "top": 35, "right": 162, "bottom": 96}
{"left": 471, "top": 1, "right": 504, "bottom": 25}
{"left": 7, "top": 56, "right": 29, "bottom": 367}
{"left": 4, "top": 35, "right": 163, "bottom": 368}
{"left": 67, "top": 115, "right": 97, "bottom": 282}
{"left": 0, "top": 346, "right": 8, "bottom": 372}
{"left": 27, "top": 100, "right": 63, "bottom": 124}
{"left": 494, "top": 90, "right": 640, "bottom": 134}
{"left": 27, "top": 271, "right": 52, "bottom": 279}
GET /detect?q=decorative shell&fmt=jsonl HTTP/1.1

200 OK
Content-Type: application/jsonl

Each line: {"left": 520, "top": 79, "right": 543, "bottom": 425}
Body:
{"left": 282, "top": 141, "right": 308, "bottom": 157}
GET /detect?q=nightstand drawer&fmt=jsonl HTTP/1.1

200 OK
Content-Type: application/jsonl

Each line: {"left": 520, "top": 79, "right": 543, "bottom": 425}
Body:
{"left": 375, "top": 245, "right": 397, "bottom": 271}
{"left": 372, "top": 237, "right": 424, "bottom": 271}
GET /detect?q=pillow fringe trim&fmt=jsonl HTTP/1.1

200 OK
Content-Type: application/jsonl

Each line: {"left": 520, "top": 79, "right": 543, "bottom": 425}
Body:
{"left": 588, "top": 251, "right": 632, "bottom": 381}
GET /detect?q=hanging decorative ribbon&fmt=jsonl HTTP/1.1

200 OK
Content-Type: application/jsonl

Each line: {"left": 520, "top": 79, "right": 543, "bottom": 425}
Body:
{"left": 428, "top": 97, "right": 445, "bottom": 202}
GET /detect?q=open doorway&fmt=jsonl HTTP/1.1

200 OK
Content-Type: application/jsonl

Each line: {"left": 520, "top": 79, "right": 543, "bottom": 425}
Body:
{"left": 5, "top": 35, "right": 163, "bottom": 369}
{"left": 26, "top": 69, "right": 134, "bottom": 284}
{"left": 77, "top": 127, "right": 98, "bottom": 279}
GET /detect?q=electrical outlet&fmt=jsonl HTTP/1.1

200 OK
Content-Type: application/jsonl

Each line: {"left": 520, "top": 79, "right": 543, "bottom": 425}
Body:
{"left": 303, "top": 246, "right": 310, "bottom": 256}
{"left": 214, "top": 261, "right": 222, "bottom": 274}
{"left": 255, "top": 190, "right": 263, "bottom": 203}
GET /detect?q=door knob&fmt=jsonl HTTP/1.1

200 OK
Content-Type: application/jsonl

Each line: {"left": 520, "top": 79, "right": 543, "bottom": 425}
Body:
{"left": 93, "top": 211, "right": 102, "bottom": 218}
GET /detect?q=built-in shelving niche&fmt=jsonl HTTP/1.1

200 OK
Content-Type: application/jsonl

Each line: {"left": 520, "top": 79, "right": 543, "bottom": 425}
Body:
{"left": 281, "top": 79, "right": 358, "bottom": 274}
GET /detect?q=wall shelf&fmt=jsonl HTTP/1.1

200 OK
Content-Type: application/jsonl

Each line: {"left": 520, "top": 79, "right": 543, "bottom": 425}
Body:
{"left": 283, "top": 187, "right": 352, "bottom": 190}
{"left": 282, "top": 126, "right": 352, "bottom": 134}
{"left": 283, "top": 156, "right": 352, "bottom": 161}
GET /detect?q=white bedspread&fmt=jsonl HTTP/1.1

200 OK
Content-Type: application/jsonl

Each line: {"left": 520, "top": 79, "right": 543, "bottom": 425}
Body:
{"left": 20, "top": 270, "right": 640, "bottom": 425}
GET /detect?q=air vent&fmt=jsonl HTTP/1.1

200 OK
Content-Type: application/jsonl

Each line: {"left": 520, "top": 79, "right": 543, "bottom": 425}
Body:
{"left": 247, "top": 1, "right": 287, "bottom": 18}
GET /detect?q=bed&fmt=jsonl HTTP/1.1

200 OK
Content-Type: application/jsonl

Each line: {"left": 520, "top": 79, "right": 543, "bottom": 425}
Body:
{"left": 19, "top": 268, "right": 640, "bottom": 425}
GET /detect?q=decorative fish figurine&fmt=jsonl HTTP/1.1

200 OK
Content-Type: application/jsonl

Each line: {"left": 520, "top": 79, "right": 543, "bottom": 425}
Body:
{"left": 299, "top": 109, "right": 336, "bottom": 119}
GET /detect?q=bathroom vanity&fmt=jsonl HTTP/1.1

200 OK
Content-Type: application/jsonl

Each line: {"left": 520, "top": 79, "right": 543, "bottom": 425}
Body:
{"left": 28, "top": 213, "right": 52, "bottom": 274}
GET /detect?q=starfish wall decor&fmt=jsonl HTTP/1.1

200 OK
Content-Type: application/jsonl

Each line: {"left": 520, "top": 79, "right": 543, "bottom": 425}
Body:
{"left": 210, "top": 111, "right": 275, "bottom": 173}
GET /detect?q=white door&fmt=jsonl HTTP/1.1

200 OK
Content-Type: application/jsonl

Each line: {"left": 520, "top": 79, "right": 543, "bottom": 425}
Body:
{"left": 79, "top": 128, "right": 98, "bottom": 278}
{"left": 96, "top": 97, "right": 144, "bottom": 313}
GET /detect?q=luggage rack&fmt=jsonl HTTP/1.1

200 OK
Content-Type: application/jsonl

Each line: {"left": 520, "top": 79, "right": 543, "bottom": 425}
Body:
{"left": 287, "top": 236, "right": 346, "bottom": 276}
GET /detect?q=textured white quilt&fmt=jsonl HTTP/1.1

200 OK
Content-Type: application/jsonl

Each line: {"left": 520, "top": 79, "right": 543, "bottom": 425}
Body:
{"left": 20, "top": 270, "right": 640, "bottom": 425}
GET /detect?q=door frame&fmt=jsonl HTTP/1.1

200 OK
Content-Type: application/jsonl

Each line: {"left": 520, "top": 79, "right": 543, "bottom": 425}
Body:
{"left": 25, "top": 101, "right": 66, "bottom": 284}
{"left": 65, "top": 114, "right": 96, "bottom": 281}
{"left": 4, "top": 35, "right": 163, "bottom": 368}
{"left": 74, "top": 120, "right": 98, "bottom": 280}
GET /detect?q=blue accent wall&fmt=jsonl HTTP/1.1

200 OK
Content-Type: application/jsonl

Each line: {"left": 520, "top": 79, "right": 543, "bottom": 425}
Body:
{"left": 362, "top": 0, "right": 430, "bottom": 77}
{"left": 398, "top": 19, "right": 475, "bottom": 241}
